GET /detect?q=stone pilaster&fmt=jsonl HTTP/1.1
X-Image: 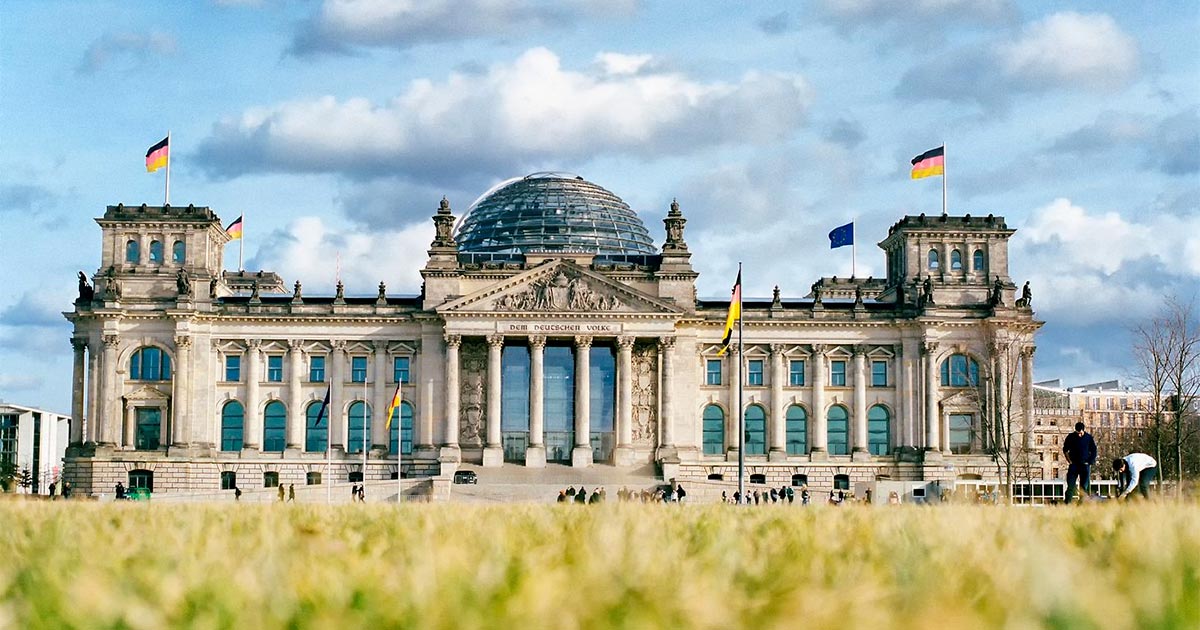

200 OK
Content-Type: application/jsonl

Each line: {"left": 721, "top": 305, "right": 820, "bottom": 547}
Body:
{"left": 70, "top": 338, "right": 86, "bottom": 446}
{"left": 613, "top": 335, "right": 636, "bottom": 466}
{"left": 100, "top": 334, "right": 120, "bottom": 447}
{"left": 1022, "top": 346, "right": 1036, "bottom": 450}
{"left": 525, "top": 335, "right": 546, "bottom": 468}
{"left": 924, "top": 341, "right": 941, "bottom": 457}
{"left": 172, "top": 335, "right": 191, "bottom": 447}
{"left": 768, "top": 343, "right": 787, "bottom": 461}
{"left": 371, "top": 340, "right": 389, "bottom": 452}
{"left": 727, "top": 343, "right": 740, "bottom": 461}
{"left": 572, "top": 335, "right": 593, "bottom": 467}
{"left": 440, "top": 334, "right": 461, "bottom": 463}
{"left": 87, "top": 347, "right": 99, "bottom": 445}
{"left": 656, "top": 337, "right": 679, "bottom": 466}
{"left": 286, "top": 340, "right": 304, "bottom": 450}
{"left": 243, "top": 339, "right": 262, "bottom": 451}
{"left": 482, "top": 334, "right": 504, "bottom": 467}
{"left": 852, "top": 345, "right": 870, "bottom": 460}
{"left": 810, "top": 344, "right": 828, "bottom": 460}
{"left": 123, "top": 404, "right": 136, "bottom": 449}
{"left": 330, "top": 340, "right": 346, "bottom": 451}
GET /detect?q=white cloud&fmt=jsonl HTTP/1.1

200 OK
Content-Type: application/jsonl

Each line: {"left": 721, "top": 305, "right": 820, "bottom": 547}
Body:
{"left": 75, "top": 31, "right": 177, "bottom": 75}
{"left": 999, "top": 12, "right": 1139, "bottom": 91}
{"left": 197, "top": 48, "right": 812, "bottom": 180}
{"left": 0, "top": 374, "right": 44, "bottom": 392}
{"left": 595, "top": 52, "right": 653, "bottom": 76}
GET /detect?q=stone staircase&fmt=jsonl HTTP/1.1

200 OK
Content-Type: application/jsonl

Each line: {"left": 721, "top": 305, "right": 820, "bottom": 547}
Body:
{"left": 446, "top": 462, "right": 664, "bottom": 503}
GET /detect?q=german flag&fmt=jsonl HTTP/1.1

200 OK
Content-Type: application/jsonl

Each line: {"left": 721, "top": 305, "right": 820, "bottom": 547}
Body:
{"left": 911, "top": 146, "right": 944, "bottom": 179}
{"left": 145, "top": 136, "right": 169, "bottom": 172}
{"left": 385, "top": 383, "right": 402, "bottom": 430}
{"left": 717, "top": 270, "right": 741, "bottom": 356}
{"left": 225, "top": 215, "right": 244, "bottom": 240}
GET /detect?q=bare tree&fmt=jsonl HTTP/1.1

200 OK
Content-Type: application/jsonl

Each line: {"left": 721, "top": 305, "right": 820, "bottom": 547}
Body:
{"left": 972, "top": 332, "right": 1036, "bottom": 503}
{"left": 1130, "top": 305, "right": 1172, "bottom": 489}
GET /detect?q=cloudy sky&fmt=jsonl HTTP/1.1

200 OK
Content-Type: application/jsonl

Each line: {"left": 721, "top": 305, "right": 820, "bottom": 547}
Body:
{"left": 1, "top": 1, "right": 1197, "bottom": 413}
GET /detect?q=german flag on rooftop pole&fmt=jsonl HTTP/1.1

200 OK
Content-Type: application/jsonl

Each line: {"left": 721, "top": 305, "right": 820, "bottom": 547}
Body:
{"left": 717, "top": 268, "right": 741, "bottom": 356}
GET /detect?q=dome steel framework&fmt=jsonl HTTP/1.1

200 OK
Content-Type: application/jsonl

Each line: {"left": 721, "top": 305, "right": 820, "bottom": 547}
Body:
{"left": 454, "top": 173, "right": 657, "bottom": 255}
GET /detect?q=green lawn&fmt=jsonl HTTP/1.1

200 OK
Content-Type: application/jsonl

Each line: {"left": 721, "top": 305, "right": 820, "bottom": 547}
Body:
{"left": 1, "top": 502, "right": 1196, "bottom": 629}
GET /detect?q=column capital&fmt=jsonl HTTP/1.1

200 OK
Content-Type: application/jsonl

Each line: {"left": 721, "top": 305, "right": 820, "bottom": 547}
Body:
{"left": 246, "top": 338, "right": 262, "bottom": 349}
{"left": 102, "top": 334, "right": 120, "bottom": 349}
{"left": 332, "top": 339, "right": 347, "bottom": 352}
{"left": 486, "top": 334, "right": 505, "bottom": 348}
{"left": 528, "top": 334, "right": 546, "bottom": 349}
{"left": 656, "top": 336, "right": 675, "bottom": 350}
{"left": 810, "top": 343, "right": 826, "bottom": 355}
{"left": 893, "top": 343, "right": 904, "bottom": 357}
{"left": 1021, "top": 345, "right": 1037, "bottom": 359}
{"left": 617, "top": 335, "right": 636, "bottom": 349}
{"left": 726, "top": 342, "right": 739, "bottom": 356}
{"left": 852, "top": 344, "right": 869, "bottom": 357}
{"left": 922, "top": 341, "right": 939, "bottom": 355}
{"left": 288, "top": 338, "right": 304, "bottom": 350}
{"left": 574, "top": 335, "right": 593, "bottom": 349}
{"left": 174, "top": 335, "right": 192, "bottom": 348}
{"left": 71, "top": 337, "right": 89, "bottom": 351}
{"left": 444, "top": 334, "right": 461, "bottom": 348}
{"left": 373, "top": 339, "right": 388, "bottom": 352}
{"left": 769, "top": 343, "right": 786, "bottom": 356}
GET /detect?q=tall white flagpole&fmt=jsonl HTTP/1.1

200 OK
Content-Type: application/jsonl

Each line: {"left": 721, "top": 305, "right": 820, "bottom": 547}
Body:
{"left": 238, "top": 211, "right": 245, "bottom": 272}
{"left": 737, "top": 262, "right": 745, "bottom": 504}
{"left": 851, "top": 221, "right": 857, "bottom": 278}
{"left": 942, "top": 142, "right": 948, "bottom": 217}
{"left": 363, "top": 377, "right": 368, "bottom": 500}
{"left": 325, "top": 397, "right": 331, "bottom": 504}
{"left": 164, "top": 130, "right": 171, "bottom": 206}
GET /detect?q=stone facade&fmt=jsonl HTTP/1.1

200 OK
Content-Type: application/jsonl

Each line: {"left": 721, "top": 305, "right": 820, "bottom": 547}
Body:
{"left": 64, "top": 189, "right": 1043, "bottom": 496}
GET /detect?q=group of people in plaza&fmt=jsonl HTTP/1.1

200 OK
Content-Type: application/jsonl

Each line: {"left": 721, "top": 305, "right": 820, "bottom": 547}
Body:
{"left": 556, "top": 486, "right": 605, "bottom": 503}
{"left": 555, "top": 484, "right": 691, "bottom": 503}
{"left": 1063, "top": 422, "right": 1159, "bottom": 503}
{"left": 276, "top": 484, "right": 296, "bottom": 502}
{"left": 723, "top": 485, "right": 802, "bottom": 505}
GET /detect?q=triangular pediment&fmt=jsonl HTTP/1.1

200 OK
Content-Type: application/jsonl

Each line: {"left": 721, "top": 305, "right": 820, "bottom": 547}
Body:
{"left": 126, "top": 385, "right": 170, "bottom": 401}
{"left": 438, "top": 261, "right": 682, "bottom": 316}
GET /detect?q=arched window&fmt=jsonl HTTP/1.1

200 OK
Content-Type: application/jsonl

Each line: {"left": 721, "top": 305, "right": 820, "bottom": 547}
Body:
{"left": 744, "top": 405, "right": 766, "bottom": 455}
{"left": 702, "top": 405, "right": 724, "bottom": 455}
{"left": 149, "top": 240, "right": 164, "bottom": 263}
{"left": 305, "top": 401, "right": 328, "bottom": 452}
{"left": 263, "top": 471, "right": 279, "bottom": 488}
{"left": 128, "top": 469, "right": 153, "bottom": 492}
{"left": 749, "top": 473, "right": 766, "bottom": 484}
{"left": 389, "top": 401, "right": 414, "bottom": 456}
{"left": 221, "top": 401, "right": 244, "bottom": 451}
{"left": 940, "top": 354, "right": 980, "bottom": 387}
{"left": 129, "top": 347, "right": 171, "bottom": 381}
{"left": 707, "top": 473, "right": 724, "bottom": 481}
{"left": 792, "top": 474, "right": 808, "bottom": 487}
{"left": 263, "top": 401, "right": 286, "bottom": 452}
{"left": 928, "top": 249, "right": 939, "bottom": 270}
{"left": 347, "top": 401, "right": 372, "bottom": 454}
{"left": 347, "top": 471, "right": 363, "bottom": 483}
{"left": 172, "top": 240, "right": 186, "bottom": 264}
{"left": 827, "top": 405, "right": 849, "bottom": 455}
{"left": 125, "top": 240, "right": 140, "bottom": 263}
{"left": 785, "top": 405, "right": 807, "bottom": 455}
{"left": 950, "top": 249, "right": 962, "bottom": 270}
{"left": 306, "top": 471, "right": 322, "bottom": 485}
{"left": 868, "top": 405, "right": 890, "bottom": 455}
{"left": 220, "top": 471, "right": 237, "bottom": 490}
{"left": 833, "top": 474, "right": 850, "bottom": 490}
{"left": 973, "top": 249, "right": 985, "bottom": 271}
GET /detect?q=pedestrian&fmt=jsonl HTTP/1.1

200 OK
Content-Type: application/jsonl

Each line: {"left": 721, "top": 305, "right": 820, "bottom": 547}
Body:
{"left": 62, "top": 481, "right": 71, "bottom": 499}
{"left": 288, "top": 483, "right": 295, "bottom": 502}
{"left": 589, "top": 489, "right": 600, "bottom": 504}
{"left": 557, "top": 490, "right": 567, "bottom": 503}
{"left": 1113, "top": 453, "right": 1158, "bottom": 501}
{"left": 732, "top": 491, "right": 741, "bottom": 504}
{"left": 838, "top": 490, "right": 845, "bottom": 504}
{"left": 234, "top": 485, "right": 242, "bottom": 501}
{"left": 676, "top": 484, "right": 686, "bottom": 503}
{"left": 566, "top": 486, "right": 576, "bottom": 498}
{"left": 575, "top": 487, "right": 588, "bottom": 503}
{"left": 600, "top": 487, "right": 607, "bottom": 502}
{"left": 828, "top": 490, "right": 836, "bottom": 505}
{"left": 278, "top": 484, "right": 285, "bottom": 502}
{"left": 753, "top": 490, "right": 760, "bottom": 505}
{"left": 801, "top": 486, "right": 809, "bottom": 505}
{"left": 769, "top": 488, "right": 779, "bottom": 503}
{"left": 787, "top": 486, "right": 795, "bottom": 504}
{"left": 49, "top": 481, "right": 57, "bottom": 500}
{"left": 358, "top": 485, "right": 366, "bottom": 502}
{"left": 115, "top": 481, "right": 126, "bottom": 500}
{"left": 1063, "top": 421, "right": 1098, "bottom": 504}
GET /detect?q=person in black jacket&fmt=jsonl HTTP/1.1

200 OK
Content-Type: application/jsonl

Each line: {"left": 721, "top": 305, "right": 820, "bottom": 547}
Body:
{"left": 1062, "top": 422, "right": 1097, "bottom": 504}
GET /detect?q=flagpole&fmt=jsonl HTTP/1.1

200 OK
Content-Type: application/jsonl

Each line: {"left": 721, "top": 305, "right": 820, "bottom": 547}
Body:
{"left": 851, "top": 221, "right": 857, "bottom": 278}
{"left": 164, "top": 130, "right": 171, "bottom": 206}
{"left": 238, "top": 211, "right": 245, "bottom": 272}
{"left": 942, "top": 142, "right": 948, "bottom": 217}
{"left": 363, "top": 376, "right": 368, "bottom": 500}
{"left": 737, "top": 261, "right": 745, "bottom": 505}
{"left": 325, "top": 400, "right": 331, "bottom": 505}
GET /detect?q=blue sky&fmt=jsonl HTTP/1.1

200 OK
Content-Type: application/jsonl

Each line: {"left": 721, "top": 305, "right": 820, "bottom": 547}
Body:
{"left": 1, "top": 0, "right": 1197, "bottom": 413}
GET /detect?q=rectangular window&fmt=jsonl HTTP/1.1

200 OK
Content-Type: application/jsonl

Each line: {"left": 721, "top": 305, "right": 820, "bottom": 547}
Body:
{"left": 706, "top": 359, "right": 722, "bottom": 386}
{"left": 747, "top": 360, "right": 764, "bottom": 386}
{"left": 789, "top": 360, "right": 805, "bottom": 386}
{"left": 135, "top": 408, "right": 161, "bottom": 450}
{"left": 267, "top": 355, "right": 283, "bottom": 382}
{"left": 224, "top": 355, "right": 241, "bottom": 382}
{"left": 831, "top": 361, "right": 847, "bottom": 386}
{"left": 871, "top": 361, "right": 888, "bottom": 387}
{"left": 0, "top": 414, "right": 17, "bottom": 469}
{"left": 309, "top": 356, "right": 325, "bottom": 383}
{"left": 949, "top": 413, "right": 973, "bottom": 454}
{"left": 393, "top": 356, "right": 410, "bottom": 384}
{"left": 351, "top": 356, "right": 367, "bottom": 383}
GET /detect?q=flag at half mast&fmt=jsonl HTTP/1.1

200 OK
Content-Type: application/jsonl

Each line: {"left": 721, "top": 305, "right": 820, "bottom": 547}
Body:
{"left": 145, "top": 136, "right": 169, "bottom": 172}
{"left": 717, "top": 270, "right": 742, "bottom": 356}
{"left": 911, "top": 146, "right": 944, "bottom": 179}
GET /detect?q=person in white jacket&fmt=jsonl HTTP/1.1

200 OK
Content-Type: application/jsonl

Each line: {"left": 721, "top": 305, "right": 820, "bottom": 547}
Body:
{"left": 1112, "top": 453, "right": 1158, "bottom": 500}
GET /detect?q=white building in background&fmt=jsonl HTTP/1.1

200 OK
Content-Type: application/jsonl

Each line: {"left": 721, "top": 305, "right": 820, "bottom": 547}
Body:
{"left": 63, "top": 173, "right": 1042, "bottom": 496}
{"left": 0, "top": 402, "right": 71, "bottom": 494}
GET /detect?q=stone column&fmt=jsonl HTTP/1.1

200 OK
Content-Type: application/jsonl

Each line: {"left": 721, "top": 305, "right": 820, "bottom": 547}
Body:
{"left": 894, "top": 345, "right": 907, "bottom": 449}
{"left": 70, "top": 338, "right": 86, "bottom": 446}
{"left": 100, "top": 334, "right": 120, "bottom": 447}
{"left": 243, "top": 340, "right": 262, "bottom": 450}
{"left": 995, "top": 344, "right": 1010, "bottom": 456}
{"left": 571, "top": 335, "right": 593, "bottom": 467}
{"left": 87, "top": 347, "right": 99, "bottom": 444}
{"left": 768, "top": 344, "right": 787, "bottom": 460}
{"left": 1022, "top": 347, "right": 1036, "bottom": 449}
{"left": 372, "top": 340, "right": 389, "bottom": 452}
{"left": 526, "top": 335, "right": 546, "bottom": 467}
{"left": 124, "top": 404, "right": 136, "bottom": 449}
{"left": 482, "top": 334, "right": 504, "bottom": 467}
{"left": 330, "top": 340, "right": 346, "bottom": 451}
{"left": 657, "top": 337, "right": 678, "bottom": 461}
{"left": 924, "top": 342, "right": 941, "bottom": 454}
{"left": 286, "top": 340, "right": 304, "bottom": 450}
{"left": 172, "top": 335, "right": 191, "bottom": 447}
{"left": 852, "top": 345, "right": 869, "bottom": 460}
{"left": 810, "top": 344, "right": 828, "bottom": 459}
{"left": 614, "top": 336, "right": 636, "bottom": 466}
{"left": 727, "top": 344, "right": 740, "bottom": 460}
{"left": 440, "top": 334, "right": 461, "bottom": 463}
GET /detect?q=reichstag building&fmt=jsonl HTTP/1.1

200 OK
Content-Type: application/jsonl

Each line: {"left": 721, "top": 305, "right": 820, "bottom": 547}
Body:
{"left": 63, "top": 173, "right": 1042, "bottom": 495}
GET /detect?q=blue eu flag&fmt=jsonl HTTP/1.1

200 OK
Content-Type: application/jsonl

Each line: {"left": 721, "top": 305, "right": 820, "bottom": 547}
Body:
{"left": 829, "top": 222, "right": 854, "bottom": 249}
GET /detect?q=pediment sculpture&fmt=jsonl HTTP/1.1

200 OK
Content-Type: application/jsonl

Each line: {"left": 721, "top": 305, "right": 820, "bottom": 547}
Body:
{"left": 494, "top": 269, "right": 622, "bottom": 312}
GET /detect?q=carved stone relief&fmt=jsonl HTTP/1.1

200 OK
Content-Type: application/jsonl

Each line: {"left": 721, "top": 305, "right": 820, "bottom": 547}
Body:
{"left": 458, "top": 338, "right": 487, "bottom": 445}
{"left": 493, "top": 268, "right": 622, "bottom": 312}
{"left": 632, "top": 342, "right": 658, "bottom": 446}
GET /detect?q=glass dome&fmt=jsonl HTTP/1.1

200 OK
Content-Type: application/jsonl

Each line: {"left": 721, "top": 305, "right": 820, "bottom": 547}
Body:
{"left": 454, "top": 172, "right": 657, "bottom": 255}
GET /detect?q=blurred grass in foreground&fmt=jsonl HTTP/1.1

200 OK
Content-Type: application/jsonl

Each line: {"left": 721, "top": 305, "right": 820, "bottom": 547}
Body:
{"left": 0, "top": 503, "right": 1196, "bottom": 630}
